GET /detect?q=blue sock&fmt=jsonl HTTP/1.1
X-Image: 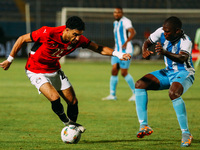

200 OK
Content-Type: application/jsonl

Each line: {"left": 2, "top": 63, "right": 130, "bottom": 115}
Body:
{"left": 172, "top": 97, "right": 190, "bottom": 134}
{"left": 135, "top": 89, "right": 148, "bottom": 126}
{"left": 124, "top": 74, "right": 135, "bottom": 93}
{"left": 110, "top": 75, "right": 118, "bottom": 96}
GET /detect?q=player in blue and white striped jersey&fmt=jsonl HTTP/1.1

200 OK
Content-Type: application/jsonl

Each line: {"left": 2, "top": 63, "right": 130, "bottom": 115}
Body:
{"left": 149, "top": 27, "right": 194, "bottom": 73}
{"left": 135, "top": 16, "right": 194, "bottom": 147}
{"left": 102, "top": 7, "right": 136, "bottom": 101}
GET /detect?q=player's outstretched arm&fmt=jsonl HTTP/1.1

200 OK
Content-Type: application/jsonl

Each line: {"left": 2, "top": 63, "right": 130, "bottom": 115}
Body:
{"left": 0, "top": 59, "right": 12, "bottom": 70}
{"left": 87, "top": 41, "right": 131, "bottom": 60}
{"left": 0, "top": 33, "right": 32, "bottom": 70}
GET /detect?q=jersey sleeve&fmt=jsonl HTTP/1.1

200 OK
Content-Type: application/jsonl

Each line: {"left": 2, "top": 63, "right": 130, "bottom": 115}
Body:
{"left": 149, "top": 27, "right": 163, "bottom": 43}
{"left": 79, "top": 35, "right": 91, "bottom": 48}
{"left": 123, "top": 18, "right": 133, "bottom": 30}
{"left": 31, "top": 26, "right": 49, "bottom": 42}
{"left": 180, "top": 37, "right": 192, "bottom": 54}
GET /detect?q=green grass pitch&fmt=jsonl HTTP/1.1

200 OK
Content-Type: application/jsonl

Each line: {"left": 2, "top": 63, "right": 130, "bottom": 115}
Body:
{"left": 0, "top": 58, "right": 199, "bottom": 150}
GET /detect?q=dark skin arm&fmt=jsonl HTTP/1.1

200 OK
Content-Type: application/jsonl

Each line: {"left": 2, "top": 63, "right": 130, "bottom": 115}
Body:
{"left": 142, "top": 39, "right": 189, "bottom": 63}
{"left": 155, "top": 42, "right": 189, "bottom": 63}
{"left": 142, "top": 39, "right": 154, "bottom": 58}
{"left": 122, "top": 28, "right": 136, "bottom": 49}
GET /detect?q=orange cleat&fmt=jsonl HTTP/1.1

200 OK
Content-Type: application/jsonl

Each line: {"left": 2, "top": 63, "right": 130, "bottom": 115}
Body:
{"left": 181, "top": 133, "right": 193, "bottom": 147}
{"left": 137, "top": 126, "right": 153, "bottom": 138}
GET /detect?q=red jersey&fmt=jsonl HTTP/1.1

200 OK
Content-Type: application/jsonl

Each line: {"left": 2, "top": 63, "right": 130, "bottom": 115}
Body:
{"left": 25, "top": 25, "right": 90, "bottom": 73}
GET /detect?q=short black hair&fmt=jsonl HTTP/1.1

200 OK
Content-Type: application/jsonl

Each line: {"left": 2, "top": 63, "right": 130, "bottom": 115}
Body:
{"left": 65, "top": 16, "right": 85, "bottom": 31}
{"left": 115, "top": 6, "right": 123, "bottom": 10}
{"left": 115, "top": 6, "right": 123, "bottom": 11}
{"left": 164, "top": 16, "right": 182, "bottom": 29}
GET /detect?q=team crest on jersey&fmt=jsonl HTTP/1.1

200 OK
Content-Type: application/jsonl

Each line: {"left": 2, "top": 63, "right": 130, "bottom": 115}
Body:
{"left": 51, "top": 43, "right": 58, "bottom": 47}
{"left": 67, "top": 45, "right": 73, "bottom": 50}
{"left": 173, "top": 46, "right": 178, "bottom": 52}
{"left": 52, "top": 43, "right": 56, "bottom": 47}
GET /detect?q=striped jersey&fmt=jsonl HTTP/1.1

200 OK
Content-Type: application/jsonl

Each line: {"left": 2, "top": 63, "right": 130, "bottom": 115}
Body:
{"left": 149, "top": 27, "right": 195, "bottom": 73}
{"left": 113, "top": 16, "right": 134, "bottom": 54}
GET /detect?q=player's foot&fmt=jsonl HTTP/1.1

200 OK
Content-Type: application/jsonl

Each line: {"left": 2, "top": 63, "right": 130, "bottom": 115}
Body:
{"left": 128, "top": 94, "right": 135, "bottom": 101}
{"left": 63, "top": 120, "right": 86, "bottom": 133}
{"left": 181, "top": 133, "right": 193, "bottom": 147}
{"left": 137, "top": 125, "right": 153, "bottom": 138}
{"left": 102, "top": 95, "right": 117, "bottom": 101}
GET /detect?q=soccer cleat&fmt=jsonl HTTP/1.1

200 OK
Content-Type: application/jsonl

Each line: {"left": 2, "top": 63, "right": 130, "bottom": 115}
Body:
{"left": 136, "top": 126, "right": 153, "bottom": 138}
{"left": 128, "top": 94, "right": 135, "bottom": 101}
{"left": 102, "top": 95, "right": 117, "bottom": 101}
{"left": 181, "top": 133, "right": 193, "bottom": 147}
{"left": 63, "top": 120, "right": 86, "bottom": 133}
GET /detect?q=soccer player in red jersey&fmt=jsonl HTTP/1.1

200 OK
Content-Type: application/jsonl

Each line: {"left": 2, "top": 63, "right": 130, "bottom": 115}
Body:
{"left": 0, "top": 16, "right": 131, "bottom": 132}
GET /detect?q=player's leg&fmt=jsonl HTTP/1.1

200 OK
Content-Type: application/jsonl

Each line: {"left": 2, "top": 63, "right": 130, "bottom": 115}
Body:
{"left": 121, "top": 68, "right": 135, "bottom": 101}
{"left": 169, "top": 82, "right": 189, "bottom": 133}
{"left": 102, "top": 56, "right": 119, "bottom": 100}
{"left": 52, "top": 69, "right": 85, "bottom": 132}
{"left": 169, "top": 72, "right": 194, "bottom": 147}
{"left": 39, "top": 82, "right": 70, "bottom": 123}
{"left": 110, "top": 63, "right": 119, "bottom": 96}
{"left": 58, "top": 86, "right": 78, "bottom": 122}
{"left": 135, "top": 69, "right": 169, "bottom": 138}
{"left": 59, "top": 87, "right": 86, "bottom": 133}
{"left": 52, "top": 69, "right": 78, "bottom": 122}
{"left": 120, "top": 59, "right": 135, "bottom": 101}
{"left": 135, "top": 73, "right": 161, "bottom": 125}
{"left": 135, "top": 74, "right": 157, "bottom": 138}
{"left": 25, "top": 70, "right": 70, "bottom": 124}
{"left": 170, "top": 83, "right": 193, "bottom": 147}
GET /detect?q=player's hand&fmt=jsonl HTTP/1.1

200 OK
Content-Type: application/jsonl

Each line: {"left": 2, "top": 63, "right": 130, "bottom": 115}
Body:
{"left": 0, "top": 60, "right": 12, "bottom": 70}
{"left": 155, "top": 42, "right": 166, "bottom": 55}
{"left": 142, "top": 49, "right": 153, "bottom": 58}
{"left": 121, "top": 53, "right": 131, "bottom": 61}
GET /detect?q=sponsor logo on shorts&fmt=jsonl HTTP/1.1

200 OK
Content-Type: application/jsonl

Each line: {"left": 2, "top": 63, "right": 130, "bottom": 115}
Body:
{"left": 36, "top": 77, "right": 42, "bottom": 84}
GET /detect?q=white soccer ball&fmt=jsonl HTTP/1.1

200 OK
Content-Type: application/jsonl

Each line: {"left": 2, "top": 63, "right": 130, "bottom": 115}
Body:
{"left": 61, "top": 125, "right": 81, "bottom": 144}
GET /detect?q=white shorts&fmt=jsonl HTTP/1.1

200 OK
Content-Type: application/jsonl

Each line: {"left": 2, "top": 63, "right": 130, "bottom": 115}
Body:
{"left": 25, "top": 69, "right": 71, "bottom": 94}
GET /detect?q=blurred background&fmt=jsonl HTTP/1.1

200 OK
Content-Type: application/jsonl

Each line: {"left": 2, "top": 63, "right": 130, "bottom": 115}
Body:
{"left": 0, "top": 0, "right": 200, "bottom": 60}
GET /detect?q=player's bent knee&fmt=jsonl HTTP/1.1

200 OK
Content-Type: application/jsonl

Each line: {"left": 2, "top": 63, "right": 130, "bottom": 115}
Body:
{"left": 169, "top": 90, "right": 181, "bottom": 100}
{"left": 121, "top": 72, "right": 128, "bottom": 77}
{"left": 111, "top": 71, "right": 118, "bottom": 76}
{"left": 68, "top": 97, "right": 78, "bottom": 105}
{"left": 46, "top": 93, "right": 60, "bottom": 101}
{"left": 135, "top": 80, "right": 144, "bottom": 89}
